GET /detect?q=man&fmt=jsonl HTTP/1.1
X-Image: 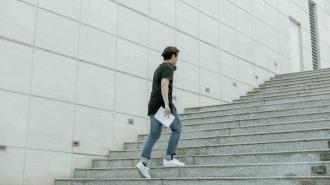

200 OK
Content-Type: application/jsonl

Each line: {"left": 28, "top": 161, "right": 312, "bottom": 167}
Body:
{"left": 136, "top": 46, "right": 185, "bottom": 178}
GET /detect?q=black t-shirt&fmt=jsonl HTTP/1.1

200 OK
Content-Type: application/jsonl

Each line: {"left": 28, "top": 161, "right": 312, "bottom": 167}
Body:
{"left": 147, "top": 62, "right": 176, "bottom": 116}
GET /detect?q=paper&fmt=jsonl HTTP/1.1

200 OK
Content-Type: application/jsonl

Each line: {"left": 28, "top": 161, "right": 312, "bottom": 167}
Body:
{"left": 154, "top": 106, "right": 175, "bottom": 128}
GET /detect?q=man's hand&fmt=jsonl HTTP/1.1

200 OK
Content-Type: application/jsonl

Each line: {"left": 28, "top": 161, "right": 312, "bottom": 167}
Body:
{"left": 164, "top": 104, "right": 171, "bottom": 119}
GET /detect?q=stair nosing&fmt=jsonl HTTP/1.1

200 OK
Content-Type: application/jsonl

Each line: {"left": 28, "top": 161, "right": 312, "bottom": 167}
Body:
{"left": 242, "top": 88, "right": 330, "bottom": 97}
{"left": 254, "top": 82, "right": 330, "bottom": 92}
{"left": 180, "top": 110, "right": 330, "bottom": 125}
{"left": 128, "top": 127, "right": 330, "bottom": 145}
{"left": 263, "top": 75, "right": 330, "bottom": 84}
{"left": 109, "top": 137, "right": 330, "bottom": 153}
{"left": 180, "top": 102, "right": 330, "bottom": 117}
{"left": 94, "top": 149, "right": 330, "bottom": 161}
{"left": 259, "top": 78, "right": 330, "bottom": 87}
{"left": 239, "top": 89, "right": 330, "bottom": 100}
{"left": 273, "top": 68, "right": 330, "bottom": 77}
{"left": 78, "top": 161, "right": 330, "bottom": 171}
{"left": 268, "top": 72, "right": 330, "bottom": 80}
{"left": 257, "top": 79, "right": 330, "bottom": 87}
{"left": 187, "top": 91, "right": 330, "bottom": 110}
{"left": 141, "top": 119, "right": 330, "bottom": 137}
{"left": 182, "top": 113, "right": 329, "bottom": 127}
{"left": 268, "top": 71, "right": 330, "bottom": 80}
{"left": 56, "top": 176, "right": 330, "bottom": 181}
{"left": 184, "top": 97, "right": 330, "bottom": 114}
{"left": 235, "top": 91, "right": 330, "bottom": 102}
{"left": 249, "top": 85, "right": 330, "bottom": 96}
{"left": 264, "top": 76, "right": 330, "bottom": 84}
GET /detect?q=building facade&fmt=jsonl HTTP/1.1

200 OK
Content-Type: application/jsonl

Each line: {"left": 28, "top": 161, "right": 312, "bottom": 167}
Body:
{"left": 0, "top": 0, "right": 330, "bottom": 184}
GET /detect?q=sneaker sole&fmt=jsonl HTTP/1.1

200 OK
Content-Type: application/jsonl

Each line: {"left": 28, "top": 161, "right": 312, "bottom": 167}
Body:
{"left": 163, "top": 164, "right": 186, "bottom": 167}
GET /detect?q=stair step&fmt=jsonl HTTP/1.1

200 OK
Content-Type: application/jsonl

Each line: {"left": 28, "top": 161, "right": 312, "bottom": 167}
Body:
{"left": 264, "top": 73, "right": 330, "bottom": 85}
{"left": 180, "top": 98, "right": 330, "bottom": 118}
{"left": 239, "top": 89, "right": 330, "bottom": 101}
{"left": 125, "top": 128, "right": 330, "bottom": 150}
{"left": 234, "top": 91, "right": 330, "bottom": 103}
{"left": 259, "top": 78, "right": 329, "bottom": 89}
{"left": 249, "top": 84, "right": 330, "bottom": 97}
{"left": 186, "top": 93, "right": 330, "bottom": 113}
{"left": 272, "top": 68, "right": 330, "bottom": 78}
{"left": 55, "top": 176, "right": 330, "bottom": 185}
{"left": 93, "top": 149, "right": 330, "bottom": 168}
{"left": 181, "top": 108, "right": 330, "bottom": 126}
{"left": 181, "top": 112, "right": 329, "bottom": 129}
{"left": 74, "top": 162, "right": 330, "bottom": 178}
{"left": 108, "top": 138, "right": 330, "bottom": 159}
{"left": 241, "top": 86, "right": 330, "bottom": 99}
{"left": 139, "top": 119, "right": 330, "bottom": 141}
{"left": 182, "top": 118, "right": 329, "bottom": 132}
{"left": 259, "top": 79, "right": 330, "bottom": 90}
{"left": 253, "top": 80, "right": 330, "bottom": 93}
{"left": 180, "top": 102, "right": 330, "bottom": 120}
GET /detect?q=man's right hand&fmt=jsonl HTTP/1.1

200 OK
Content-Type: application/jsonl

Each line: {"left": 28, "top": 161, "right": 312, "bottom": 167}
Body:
{"left": 164, "top": 104, "right": 171, "bottom": 119}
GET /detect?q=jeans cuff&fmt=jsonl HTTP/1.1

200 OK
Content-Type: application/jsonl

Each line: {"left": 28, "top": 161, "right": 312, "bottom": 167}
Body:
{"left": 140, "top": 156, "right": 150, "bottom": 163}
{"left": 164, "top": 154, "right": 172, "bottom": 161}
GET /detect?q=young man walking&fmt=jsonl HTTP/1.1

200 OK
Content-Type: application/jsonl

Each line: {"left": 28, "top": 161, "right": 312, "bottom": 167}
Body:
{"left": 136, "top": 46, "right": 185, "bottom": 178}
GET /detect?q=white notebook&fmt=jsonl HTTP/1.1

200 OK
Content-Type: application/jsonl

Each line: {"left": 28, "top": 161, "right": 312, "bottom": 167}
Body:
{"left": 154, "top": 106, "right": 175, "bottom": 128}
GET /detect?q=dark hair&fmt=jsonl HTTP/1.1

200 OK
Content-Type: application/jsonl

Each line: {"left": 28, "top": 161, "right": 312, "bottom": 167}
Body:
{"left": 161, "top": 46, "right": 180, "bottom": 60}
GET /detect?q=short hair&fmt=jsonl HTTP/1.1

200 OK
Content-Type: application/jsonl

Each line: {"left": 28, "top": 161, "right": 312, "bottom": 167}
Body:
{"left": 161, "top": 46, "right": 180, "bottom": 60}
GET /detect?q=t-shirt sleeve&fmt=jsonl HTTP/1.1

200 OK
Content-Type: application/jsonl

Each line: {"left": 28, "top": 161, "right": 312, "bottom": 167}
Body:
{"left": 161, "top": 65, "right": 174, "bottom": 80}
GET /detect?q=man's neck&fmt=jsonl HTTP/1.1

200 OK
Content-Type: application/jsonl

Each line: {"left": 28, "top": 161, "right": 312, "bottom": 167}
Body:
{"left": 164, "top": 61, "right": 176, "bottom": 71}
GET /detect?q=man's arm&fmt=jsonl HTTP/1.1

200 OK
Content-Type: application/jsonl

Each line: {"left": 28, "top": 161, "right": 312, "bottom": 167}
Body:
{"left": 161, "top": 78, "right": 170, "bottom": 106}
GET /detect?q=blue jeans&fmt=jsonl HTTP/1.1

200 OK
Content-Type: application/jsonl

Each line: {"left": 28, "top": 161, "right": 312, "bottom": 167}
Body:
{"left": 140, "top": 104, "right": 182, "bottom": 163}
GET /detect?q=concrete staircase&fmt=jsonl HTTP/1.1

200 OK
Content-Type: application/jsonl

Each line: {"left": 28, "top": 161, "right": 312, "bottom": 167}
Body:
{"left": 55, "top": 68, "right": 330, "bottom": 185}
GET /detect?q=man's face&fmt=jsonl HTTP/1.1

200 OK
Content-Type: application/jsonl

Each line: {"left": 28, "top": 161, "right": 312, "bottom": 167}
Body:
{"left": 171, "top": 54, "right": 178, "bottom": 65}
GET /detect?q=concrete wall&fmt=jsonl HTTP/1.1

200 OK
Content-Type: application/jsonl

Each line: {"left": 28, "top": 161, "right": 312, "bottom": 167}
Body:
{"left": 0, "top": 0, "right": 330, "bottom": 185}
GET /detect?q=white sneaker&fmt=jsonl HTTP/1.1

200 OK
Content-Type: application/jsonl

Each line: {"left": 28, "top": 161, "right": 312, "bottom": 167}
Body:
{"left": 136, "top": 161, "right": 151, "bottom": 178}
{"left": 163, "top": 158, "right": 185, "bottom": 167}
